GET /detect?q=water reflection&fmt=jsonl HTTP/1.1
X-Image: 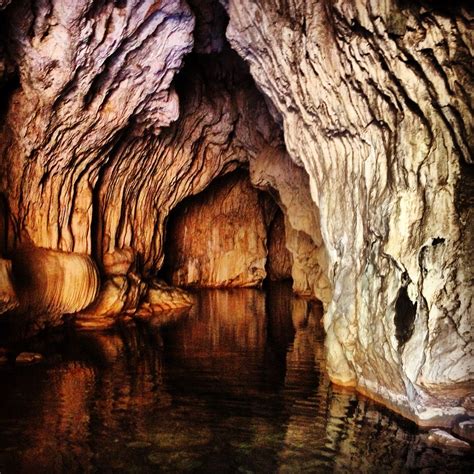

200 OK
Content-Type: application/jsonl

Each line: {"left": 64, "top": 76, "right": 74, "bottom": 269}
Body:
{"left": 0, "top": 284, "right": 471, "bottom": 473}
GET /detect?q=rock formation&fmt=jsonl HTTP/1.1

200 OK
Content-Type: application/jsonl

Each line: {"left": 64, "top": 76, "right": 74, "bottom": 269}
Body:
{"left": 164, "top": 171, "right": 269, "bottom": 288}
{"left": 266, "top": 208, "right": 292, "bottom": 282}
{"left": 223, "top": 0, "right": 473, "bottom": 425}
{"left": 0, "top": 0, "right": 472, "bottom": 426}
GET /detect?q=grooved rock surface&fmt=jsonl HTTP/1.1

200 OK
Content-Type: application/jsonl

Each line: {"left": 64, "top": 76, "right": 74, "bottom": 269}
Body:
{"left": 0, "top": 247, "right": 100, "bottom": 338}
{"left": 0, "top": 258, "right": 18, "bottom": 313}
{"left": 0, "top": 0, "right": 327, "bottom": 324}
{"left": 249, "top": 146, "right": 331, "bottom": 304}
{"left": 164, "top": 172, "right": 268, "bottom": 288}
{"left": 9, "top": 247, "right": 100, "bottom": 316}
{"left": 0, "top": 0, "right": 195, "bottom": 253}
{"left": 224, "top": 1, "right": 473, "bottom": 424}
{"left": 0, "top": 0, "right": 471, "bottom": 427}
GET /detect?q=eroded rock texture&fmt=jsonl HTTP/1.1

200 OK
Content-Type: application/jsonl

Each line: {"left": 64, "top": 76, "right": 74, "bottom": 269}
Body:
{"left": 164, "top": 171, "right": 268, "bottom": 288}
{"left": 0, "top": 0, "right": 195, "bottom": 252}
{"left": 0, "top": 0, "right": 326, "bottom": 324}
{"left": 0, "top": 0, "right": 471, "bottom": 427}
{"left": 0, "top": 247, "right": 99, "bottom": 339}
{"left": 266, "top": 208, "right": 292, "bottom": 281}
{"left": 249, "top": 146, "right": 331, "bottom": 304}
{"left": 224, "top": 1, "right": 473, "bottom": 424}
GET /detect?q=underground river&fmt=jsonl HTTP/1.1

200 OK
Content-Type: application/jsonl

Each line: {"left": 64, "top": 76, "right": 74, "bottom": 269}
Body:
{"left": 0, "top": 283, "right": 472, "bottom": 473}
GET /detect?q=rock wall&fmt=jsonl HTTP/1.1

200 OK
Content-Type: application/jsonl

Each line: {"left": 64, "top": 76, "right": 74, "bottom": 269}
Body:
{"left": 223, "top": 0, "right": 473, "bottom": 424}
{"left": 0, "top": 0, "right": 326, "bottom": 299}
{"left": 249, "top": 146, "right": 331, "bottom": 304}
{"left": 0, "top": 0, "right": 195, "bottom": 253}
{"left": 0, "top": 0, "right": 470, "bottom": 426}
{"left": 164, "top": 171, "right": 268, "bottom": 288}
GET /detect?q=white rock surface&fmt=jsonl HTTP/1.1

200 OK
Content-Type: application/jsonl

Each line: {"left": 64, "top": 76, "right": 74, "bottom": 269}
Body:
{"left": 223, "top": 0, "right": 473, "bottom": 425}
{"left": 427, "top": 429, "right": 471, "bottom": 450}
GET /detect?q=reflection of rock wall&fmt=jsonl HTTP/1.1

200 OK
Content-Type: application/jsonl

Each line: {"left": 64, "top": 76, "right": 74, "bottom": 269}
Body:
{"left": 224, "top": 0, "right": 473, "bottom": 425}
{"left": 266, "top": 209, "right": 292, "bottom": 281}
{"left": 165, "top": 172, "right": 268, "bottom": 288}
{"left": 0, "top": 290, "right": 470, "bottom": 471}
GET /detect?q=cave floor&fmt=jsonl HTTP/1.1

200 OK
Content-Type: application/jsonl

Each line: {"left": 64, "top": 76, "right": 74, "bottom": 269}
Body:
{"left": 0, "top": 283, "right": 471, "bottom": 473}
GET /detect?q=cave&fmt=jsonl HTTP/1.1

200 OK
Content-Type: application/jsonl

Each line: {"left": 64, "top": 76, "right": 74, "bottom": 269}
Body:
{"left": 161, "top": 169, "right": 293, "bottom": 288}
{"left": 0, "top": 0, "right": 472, "bottom": 470}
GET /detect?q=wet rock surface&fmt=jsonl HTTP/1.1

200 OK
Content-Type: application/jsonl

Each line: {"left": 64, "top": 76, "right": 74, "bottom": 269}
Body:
{"left": 15, "top": 352, "right": 43, "bottom": 365}
{"left": 0, "top": 287, "right": 472, "bottom": 472}
{"left": 427, "top": 429, "right": 471, "bottom": 450}
{"left": 223, "top": 0, "right": 474, "bottom": 425}
{"left": 0, "top": 0, "right": 471, "bottom": 427}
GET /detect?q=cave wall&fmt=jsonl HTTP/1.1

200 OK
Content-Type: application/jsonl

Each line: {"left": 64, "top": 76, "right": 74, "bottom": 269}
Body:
{"left": 164, "top": 171, "right": 268, "bottom": 288}
{"left": 266, "top": 208, "right": 292, "bottom": 281}
{"left": 0, "top": 0, "right": 327, "bottom": 313}
{"left": 0, "top": 0, "right": 470, "bottom": 426}
{"left": 0, "top": 0, "right": 195, "bottom": 254}
{"left": 223, "top": 0, "right": 473, "bottom": 424}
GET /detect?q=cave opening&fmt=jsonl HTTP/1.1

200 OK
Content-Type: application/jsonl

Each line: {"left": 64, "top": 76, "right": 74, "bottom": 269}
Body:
{"left": 160, "top": 169, "right": 293, "bottom": 290}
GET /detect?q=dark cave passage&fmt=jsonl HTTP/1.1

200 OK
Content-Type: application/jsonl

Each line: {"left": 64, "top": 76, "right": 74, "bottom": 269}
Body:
{"left": 161, "top": 169, "right": 293, "bottom": 289}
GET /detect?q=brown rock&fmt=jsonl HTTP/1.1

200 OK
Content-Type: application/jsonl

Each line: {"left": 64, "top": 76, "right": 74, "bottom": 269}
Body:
{"left": 145, "top": 280, "right": 194, "bottom": 311}
{"left": 427, "top": 429, "right": 471, "bottom": 450}
{"left": 266, "top": 208, "right": 292, "bottom": 281}
{"left": 164, "top": 171, "right": 268, "bottom": 288}
{"left": 103, "top": 247, "right": 136, "bottom": 277}
{"left": 453, "top": 419, "right": 474, "bottom": 443}
{"left": 7, "top": 246, "right": 99, "bottom": 319}
{"left": 16, "top": 352, "right": 43, "bottom": 364}
{"left": 0, "top": 258, "right": 19, "bottom": 314}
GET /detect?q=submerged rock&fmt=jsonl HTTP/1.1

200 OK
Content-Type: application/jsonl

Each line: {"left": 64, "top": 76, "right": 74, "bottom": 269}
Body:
{"left": 15, "top": 352, "right": 43, "bottom": 365}
{"left": 145, "top": 280, "right": 194, "bottom": 311}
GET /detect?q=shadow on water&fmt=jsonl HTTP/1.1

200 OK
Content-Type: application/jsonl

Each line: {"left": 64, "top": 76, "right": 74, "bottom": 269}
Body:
{"left": 0, "top": 282, "right": 472, "bottom": 473}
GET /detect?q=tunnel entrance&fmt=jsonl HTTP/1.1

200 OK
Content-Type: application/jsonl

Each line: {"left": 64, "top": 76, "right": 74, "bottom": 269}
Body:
{"left": 161, "top": 169, "right": 292, "bottom": 289}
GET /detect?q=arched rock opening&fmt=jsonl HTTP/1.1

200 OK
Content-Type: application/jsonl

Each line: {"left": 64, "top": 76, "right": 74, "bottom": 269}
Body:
{"left": 161, "top": 169, "right": 293, "bottom": 289}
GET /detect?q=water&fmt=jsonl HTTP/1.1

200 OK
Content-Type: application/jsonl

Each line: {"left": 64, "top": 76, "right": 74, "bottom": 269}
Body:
{"left": 0, "top": 283, "right": 472, "bottom": 473}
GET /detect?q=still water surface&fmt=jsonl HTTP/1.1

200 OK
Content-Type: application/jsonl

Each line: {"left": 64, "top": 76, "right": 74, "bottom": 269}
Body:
{"left": 0, "top": 284, "right": 472, "bottom": 473}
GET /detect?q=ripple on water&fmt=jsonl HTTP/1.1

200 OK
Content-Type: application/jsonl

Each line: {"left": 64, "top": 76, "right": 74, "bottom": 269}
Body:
{"left": 0, "top": 284, "right": 472, "bottom": 473}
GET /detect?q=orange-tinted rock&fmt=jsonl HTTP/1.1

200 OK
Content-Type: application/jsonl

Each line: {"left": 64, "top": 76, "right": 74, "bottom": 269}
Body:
{"left": 266, "top": 209, "right": 292, "bottom": 281}
{"left": 9, "top": 247, "right": 99, "bottom": 316}
{"left": 16, "top": 352, "right": 43, "bottom": 364}
{"left": 103, "top": 247, "right": 136, "bottom": 277}
{"left": 164, "top": 172, "right": 268, "bottom": 288}
{"left": 145, "top": 280, "right": 194, "bottom": 310}
{"left": 0, "top": 258, "right": 18, "bottom": 314}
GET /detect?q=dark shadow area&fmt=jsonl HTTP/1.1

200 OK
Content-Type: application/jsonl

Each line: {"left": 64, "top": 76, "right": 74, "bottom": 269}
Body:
{"left": 394, "top": 285, "right": 417, "bottom": 347}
